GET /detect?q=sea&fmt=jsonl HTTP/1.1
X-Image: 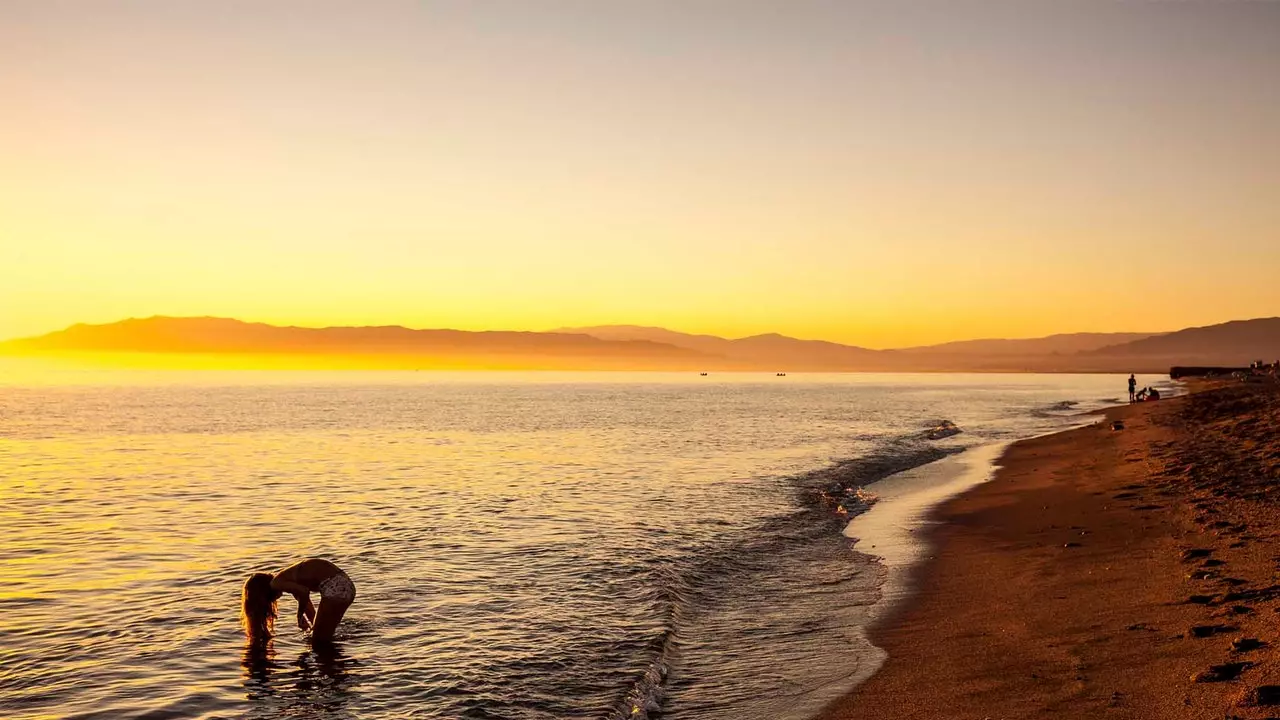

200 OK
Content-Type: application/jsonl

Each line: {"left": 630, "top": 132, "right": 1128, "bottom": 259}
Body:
{"left": 0, "top": 368, "right": 1175, "bottom": 720}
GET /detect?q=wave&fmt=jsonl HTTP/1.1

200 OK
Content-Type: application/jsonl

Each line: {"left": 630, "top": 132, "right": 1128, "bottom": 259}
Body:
{"left": 614, "top": 601, "right": 679, "bottom": 720}
{"left": 1029, "top": 400, "right": 1082, "bottom": 418}
{"left": 802, "top": 439, "right": 964, "bottom": 519}
{"left": 609, "top": 432, "right": 965, "bottom": 718}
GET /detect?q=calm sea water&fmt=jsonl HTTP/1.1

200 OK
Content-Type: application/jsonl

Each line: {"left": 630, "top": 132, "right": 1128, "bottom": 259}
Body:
{"left": 0, "top": 369, "right": 1170, "bottom": 720}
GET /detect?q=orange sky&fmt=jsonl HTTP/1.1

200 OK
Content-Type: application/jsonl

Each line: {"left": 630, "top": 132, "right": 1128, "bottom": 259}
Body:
{"left": 2, "top": 1, "right": 1278, "bottom": 349}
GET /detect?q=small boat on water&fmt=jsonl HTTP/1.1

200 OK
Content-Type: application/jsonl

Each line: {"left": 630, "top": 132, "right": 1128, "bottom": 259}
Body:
{"left": 700, "top": 372, "right": 708, "bottom": 376}
{"left": 925, "top": 420, "right": 962, "bottom": 440}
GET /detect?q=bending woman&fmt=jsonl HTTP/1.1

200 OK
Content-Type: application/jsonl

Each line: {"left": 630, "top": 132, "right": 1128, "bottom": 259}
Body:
{"left": 241, "top": 558, "right": 356, "bottom": 643}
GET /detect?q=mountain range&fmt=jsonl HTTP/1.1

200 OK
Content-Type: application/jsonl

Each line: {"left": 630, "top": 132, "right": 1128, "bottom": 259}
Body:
{"left": 3, "top": 316, "right": 1278, "bottom": 372}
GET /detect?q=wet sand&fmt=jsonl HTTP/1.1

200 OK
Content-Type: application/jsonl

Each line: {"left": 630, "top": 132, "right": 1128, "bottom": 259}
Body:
{"left": 821, "top": 381, "right": 1280, "bottom": 719}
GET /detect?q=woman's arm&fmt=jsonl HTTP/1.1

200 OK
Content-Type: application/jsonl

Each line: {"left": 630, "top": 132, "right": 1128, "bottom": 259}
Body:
{"left": 296, "top": 598, "right": 316, "bottom": 631}
{"left": 270, "top": 575, "right": 316, "bottom": 629}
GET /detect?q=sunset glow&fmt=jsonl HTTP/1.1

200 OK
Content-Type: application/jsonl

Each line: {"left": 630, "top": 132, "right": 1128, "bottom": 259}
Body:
{"left": 3, "top": 1, "right": 1278, "bottom": 348}
{"left": 6, "top": 5, "right": 1280, "bottom": 719}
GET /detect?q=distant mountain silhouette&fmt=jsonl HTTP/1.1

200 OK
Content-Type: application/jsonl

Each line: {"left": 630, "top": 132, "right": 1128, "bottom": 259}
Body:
{"left": 549, "top": 325, "right": 741, "bottom": 356}
{"left": 6, "top": 316, "right": 1278, "bottom": 372}
{"left": 1086, "top": 318, "right": 1280, "bottom": 365}
{"left": 0, "top": 317, "right": 711, "bottom": 370}
{"left": 554, "top": 325, "right": 1166, "bottom": 371}
{"left": 899, "top": 332, "right": 1160, "bottom": 356}
{"left": 553, "top": 325, "right": 880, "bottom": 369}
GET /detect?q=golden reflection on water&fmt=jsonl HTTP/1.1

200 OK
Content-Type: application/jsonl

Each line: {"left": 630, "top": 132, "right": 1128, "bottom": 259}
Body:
{"left": 0, "top": 369, "right": 1146, "bottom": 719}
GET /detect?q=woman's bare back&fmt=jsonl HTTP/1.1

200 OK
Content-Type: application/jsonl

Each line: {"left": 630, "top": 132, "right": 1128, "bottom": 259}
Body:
{"left": 273, "top": 558, "right": 345, "bottom": 591}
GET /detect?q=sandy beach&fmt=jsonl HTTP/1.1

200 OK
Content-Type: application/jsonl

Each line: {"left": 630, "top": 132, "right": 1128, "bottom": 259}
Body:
{"left": 822, "top": 380, "right": 1280, "bottom": 720}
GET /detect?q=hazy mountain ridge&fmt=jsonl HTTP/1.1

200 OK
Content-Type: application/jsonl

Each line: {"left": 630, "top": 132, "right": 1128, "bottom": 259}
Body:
{"left": 5, "top": 316, "right": 1279, "bottom": 372}
{"left": 552, "top": 325, "right": 1173, "bottom": 371}
{"left": 1087, "top": 317, "right": 1280, "bottom": 364}
{"left": 898, "top": 332, "right": 1162, "bottom": 356}
{"left": 0, "top": 317, "right": 712, "bottom": 370}
{"left": 552, "top": 325, "right": 880, "bottom": 368}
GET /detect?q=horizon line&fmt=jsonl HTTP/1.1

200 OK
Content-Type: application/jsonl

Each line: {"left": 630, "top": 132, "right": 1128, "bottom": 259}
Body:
{"left": 0, "top": 313, "right": 1184, "bottom": 351}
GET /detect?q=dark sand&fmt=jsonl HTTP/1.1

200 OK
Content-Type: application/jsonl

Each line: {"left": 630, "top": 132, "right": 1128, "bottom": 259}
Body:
{"left": 821, "top": 381, "right": 1280, "bottom": 720}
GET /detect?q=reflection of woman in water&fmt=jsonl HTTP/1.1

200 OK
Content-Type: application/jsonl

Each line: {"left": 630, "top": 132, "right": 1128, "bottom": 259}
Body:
{"left": 241, "top": 558, "right": 356, "bottom": 643}
{"left": 242, "top": 630, "right": 358, "bottom": 718}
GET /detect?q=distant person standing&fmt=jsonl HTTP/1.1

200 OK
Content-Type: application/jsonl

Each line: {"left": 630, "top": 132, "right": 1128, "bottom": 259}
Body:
{"left": 1128, "top": 374, "right": 1137, "bottom": 403}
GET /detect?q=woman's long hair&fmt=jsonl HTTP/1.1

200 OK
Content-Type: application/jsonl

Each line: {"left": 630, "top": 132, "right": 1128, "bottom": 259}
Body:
{"left": 241, "top": 572, "right": 281, "bottom": 640}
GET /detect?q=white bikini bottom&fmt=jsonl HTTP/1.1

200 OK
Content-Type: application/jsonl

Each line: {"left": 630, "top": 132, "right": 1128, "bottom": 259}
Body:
{"left": 318, "top": 573, "right": 356, "bottom": 604}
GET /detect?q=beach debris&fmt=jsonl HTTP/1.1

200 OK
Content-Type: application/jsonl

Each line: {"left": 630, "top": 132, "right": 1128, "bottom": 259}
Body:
{"left": 1232, "top": 637, "right": 1266, "bottom": 653}
{"left": 1193, "top": 662, "right": 1252, "bottom": 683}
{"left": 1187, "top": 569, "right": 1216, "bottom": 580}
{"left": 1062, "top": 542, "right": 1082, "bottom": 548}
{"left": 1242, "top": 685, "right": 1280, "bottom": 706}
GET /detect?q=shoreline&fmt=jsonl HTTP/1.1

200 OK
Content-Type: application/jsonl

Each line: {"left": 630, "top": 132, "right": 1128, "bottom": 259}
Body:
{"left": 836, "top": 441, "right": 1015, "bottom": 683}
{"left": 809, "top": 413, "right": 1111, "bottom": 712}
{"left": 819, "top": 382, "right": 1280, "bottom": 719}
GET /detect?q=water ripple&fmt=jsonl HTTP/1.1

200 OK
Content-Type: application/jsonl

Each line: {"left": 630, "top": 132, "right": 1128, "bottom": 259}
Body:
{"left": 0, "top": 372, "right": 1139, "bottom": 719}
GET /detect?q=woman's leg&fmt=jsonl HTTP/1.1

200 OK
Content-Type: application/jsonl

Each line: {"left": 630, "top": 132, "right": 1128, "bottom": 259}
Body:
{"left": 309, "top": 597, "right": 351, "bottom": 643}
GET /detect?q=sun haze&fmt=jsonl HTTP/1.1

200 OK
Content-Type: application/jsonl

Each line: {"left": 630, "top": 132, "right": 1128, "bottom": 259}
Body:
{"left": 2, "top": 1, "right": 1278, "bottom": 348}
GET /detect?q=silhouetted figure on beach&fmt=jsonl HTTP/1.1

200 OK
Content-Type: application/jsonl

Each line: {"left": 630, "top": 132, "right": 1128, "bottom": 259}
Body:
{"left": 242, "top": 558, "right": 356, "bottom": 644}
{"left": 1147, "top": 387, "right": 1160, "bottom": 401}
{"left": 1128, "top": 374, "right": 1137, "bottom": 403}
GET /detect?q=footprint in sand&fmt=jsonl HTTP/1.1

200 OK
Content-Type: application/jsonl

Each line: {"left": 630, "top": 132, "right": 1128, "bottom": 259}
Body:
{"left": 1215, "top": 605, "right": 1253, "bottom": 618}
{"left": 1231, "top": 637, "right": 1266, "bottom": 653}
{"left": 1192, "top": 661, "right": 1252, "bottom": 682}
{"left": 1241, "top": 685, "right": 1280, "bottom": 707}
{"left": 1188, "top": 624, "right": 1238, "bottom": 638}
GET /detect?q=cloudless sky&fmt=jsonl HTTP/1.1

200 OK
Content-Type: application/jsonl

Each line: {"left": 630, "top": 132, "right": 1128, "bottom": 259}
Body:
{"left": 2, "top": 0, "right": 1278, "bottom": 348}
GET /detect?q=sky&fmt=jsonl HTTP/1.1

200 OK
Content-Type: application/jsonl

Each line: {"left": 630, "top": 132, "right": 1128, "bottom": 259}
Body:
{"left": 2, "top": 1, "right": 1278, "bottom": 349}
